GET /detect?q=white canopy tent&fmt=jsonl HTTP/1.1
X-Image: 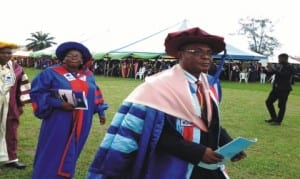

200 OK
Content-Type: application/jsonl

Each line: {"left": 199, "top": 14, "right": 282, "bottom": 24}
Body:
{"left": 30, "top": 19, "right": 268, "bottom": 61}
{"left": 108, "top": 19, "right": 267, "bottom": 60}
{"left": 13, "top": 50, "right": 32, "bottom": 57}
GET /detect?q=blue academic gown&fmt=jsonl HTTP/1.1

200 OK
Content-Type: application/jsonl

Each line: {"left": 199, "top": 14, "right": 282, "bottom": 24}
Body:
{"left": 87, "top": 74, "right": 229, "bottom": 179}
{"left": 30, "top": 65, "right": 108, "bottom": 179}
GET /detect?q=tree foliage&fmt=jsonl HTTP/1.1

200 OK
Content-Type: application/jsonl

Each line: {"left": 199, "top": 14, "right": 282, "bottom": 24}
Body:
{"left": 238, "top": 17, "right": 280, "bottom": 57}
{"left": 26, "top": 31, "right": 57, "bottom": 52}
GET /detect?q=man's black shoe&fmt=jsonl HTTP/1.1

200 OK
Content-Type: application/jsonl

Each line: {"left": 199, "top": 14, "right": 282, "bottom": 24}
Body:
{"left": 4, "top": 162, "right": 26, "bottom": 169}
{"left": 269, "top": 121, "right": 281, "bottom": 126}
{"left": 265, "top": 119, "right": 274, "bottom": 123}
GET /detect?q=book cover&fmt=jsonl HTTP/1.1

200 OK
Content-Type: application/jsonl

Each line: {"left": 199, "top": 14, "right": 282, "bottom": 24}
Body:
{"left": 198, "top": 137, "right": 257, "bottom": 170}
{"left": 54, "top": 89, "right": 88, "bottom": 110}
{"left": 216, "top": 137, "right": 257, "bottom": 161}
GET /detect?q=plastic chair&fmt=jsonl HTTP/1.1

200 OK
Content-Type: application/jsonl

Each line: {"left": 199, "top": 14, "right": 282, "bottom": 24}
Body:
{"left": 135, "top": 66, "right": 146, "bottom": 80}
{"left": 239, "top": 72, "right": 248, "bottom": 83}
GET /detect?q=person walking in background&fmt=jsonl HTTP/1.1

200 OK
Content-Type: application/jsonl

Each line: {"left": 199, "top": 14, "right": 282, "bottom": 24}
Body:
{"left": 30, "top": 41, "right": 108, "bottom": 178}
{"left": 265, "top": 53, "right": 296, "bottom": 126}
{"left": 0, "top": 41, "right": 31, "bottom": 169}
{"left": 86, "top": 27, "right": 246, "bottom": 179}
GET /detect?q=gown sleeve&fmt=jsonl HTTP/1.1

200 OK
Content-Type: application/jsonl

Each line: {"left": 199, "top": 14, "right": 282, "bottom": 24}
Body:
{"left": 30, "top": 68, "right": 62, "bottom": 119}
{"left": 156, "top": 117, "right": 206, "bottom": 165}
{"left": 90, "top": 76, "right": 108, "bottom": 116}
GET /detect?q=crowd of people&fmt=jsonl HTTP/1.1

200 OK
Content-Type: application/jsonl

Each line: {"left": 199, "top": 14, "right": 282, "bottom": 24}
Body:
{"left": 12, "top": 55, "right": 300, "bottom": 84}
{"left": 1, "top": 26, "right": 300, "bottom": 178}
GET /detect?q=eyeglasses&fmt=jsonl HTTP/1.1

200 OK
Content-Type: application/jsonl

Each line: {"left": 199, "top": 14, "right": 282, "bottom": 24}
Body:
{"left": 65, "top": 54, "right": 82, "bottom": 59}
{"left": 182, "top": 49, "right": 213, "bottom": 58}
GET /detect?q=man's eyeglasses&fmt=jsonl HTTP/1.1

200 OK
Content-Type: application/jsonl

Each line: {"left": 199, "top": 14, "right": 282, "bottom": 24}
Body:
{"left": 182, "top": 49, "right": 213, "bottom": 58}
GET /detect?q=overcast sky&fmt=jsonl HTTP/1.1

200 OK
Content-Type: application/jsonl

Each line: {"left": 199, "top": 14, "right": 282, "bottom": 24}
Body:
{"left": 1, "top": 0, "right": 299, "bottom": 56}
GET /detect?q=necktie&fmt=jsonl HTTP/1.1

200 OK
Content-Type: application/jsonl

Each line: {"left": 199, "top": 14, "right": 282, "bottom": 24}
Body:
{"left": 196, "top": 80, "right": 212, "bottom": 126}
{"left": 196, "top": 80, "right": 206, "bottom": 118}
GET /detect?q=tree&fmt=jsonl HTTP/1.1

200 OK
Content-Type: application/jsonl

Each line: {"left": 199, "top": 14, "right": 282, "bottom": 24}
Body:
{"left": 238, "top": 17, "right": 280, "bottom": 57}
{"left": 26, "top": 31, "right": 57, "bottom": 52}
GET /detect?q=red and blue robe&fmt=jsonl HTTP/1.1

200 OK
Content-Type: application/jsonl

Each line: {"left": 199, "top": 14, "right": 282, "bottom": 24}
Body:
{"left": 30, "top": 65, "right": 108, "bottom": 179}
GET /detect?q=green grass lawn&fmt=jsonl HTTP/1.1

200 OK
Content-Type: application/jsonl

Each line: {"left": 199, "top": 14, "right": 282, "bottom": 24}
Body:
{"left": 1, "top": 67, "right": 300, "bottom": 179}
